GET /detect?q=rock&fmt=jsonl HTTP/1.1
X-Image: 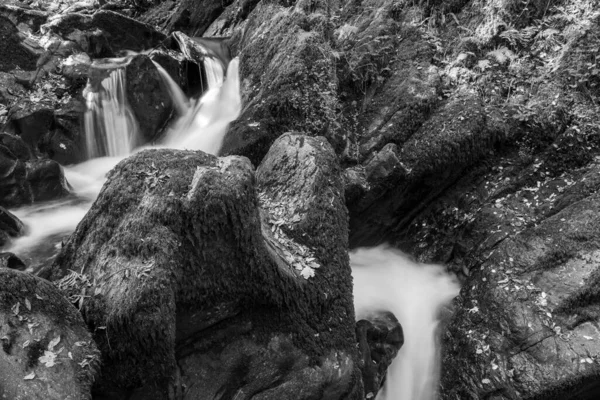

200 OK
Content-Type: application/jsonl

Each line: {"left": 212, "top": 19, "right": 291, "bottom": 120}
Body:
{"left": 5, "top": 99, "right": 54, "bottom": 152}
{"left": 26, "top": 159, "right": 70, "bottom": 202}
{"left": 0, "top": 3, "right": 48, "bottom": 32}
{"left": 0, "top": 72, "right": 26, "bottom": 105}
{"left": 442, "top": 191, "right": 600, "bottom": 399}
{"left": 0, "top": 133, "right": 32, "bottom": 161}
{"left": 42, "top": 10, "right": 166, "bottom": 57}
{"left": 48, "top": 134, "right": 364, "bottom": 398}
{"left": 166, "top": 0, "right": 235, "bottom": 36}
{"left": 221, "top": 2, "right": 343, "bottom": 165}
{"left": 356, "top": 311, "right": 404, "bottom": 398}
{"left": 0, "top": 206, "right": 23, "bottom": 247}
{"left": 125, "top": 54, "right": 174, "bottom": 143}
{"left": 0, "top": 144, "right": 30, "bottom": 208}
{"left": 0, "top": 268, "right": 99, "bottom": 399}
{"left": 348, "top": 90, "right": 505, "bottom": 247}
{"left": 61, "top": 52, "right": 91, "bottom": 82}
{"left": 0, "top": 15, "right": 39, "bottom": 72}
{"left": 0, "top": 252, "right": 26, "bottom": 270}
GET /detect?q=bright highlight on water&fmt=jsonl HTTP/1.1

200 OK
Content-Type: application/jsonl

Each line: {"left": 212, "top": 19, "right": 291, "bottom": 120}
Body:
{"left": 352, "top": 246, "right": 460, "bottom": 400}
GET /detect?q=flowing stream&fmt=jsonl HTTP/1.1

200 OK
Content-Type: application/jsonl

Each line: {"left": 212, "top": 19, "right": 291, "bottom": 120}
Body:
{"left": 2, "top": 51, "right": 459, "bottom": 399}
{"left": 352, "top": 246, "right": 460, "bottom": 400}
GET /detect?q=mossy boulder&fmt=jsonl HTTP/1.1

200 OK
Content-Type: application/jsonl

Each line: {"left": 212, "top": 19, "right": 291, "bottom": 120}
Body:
{"left": 48, "top": 134, "right": 364, "bottom": 398}
{"left": 0, "top": 268, "right": 99, "bottom": 400}
{"left": 221, "top": 2, "right": 343, "bottom": 165}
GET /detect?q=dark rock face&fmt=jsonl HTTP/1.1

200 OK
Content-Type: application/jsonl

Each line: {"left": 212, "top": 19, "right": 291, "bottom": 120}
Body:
{"left": 356, "top": 312, "right": 404, "bottom": 398}
{"left": 5, "top": 99, "right": 55, "bottom": 151}
{"left": 348, "top": 90, "right": 504, "bottom": 247}
{"left": 48, "top": 134, "right": 363, "bottom": 398}
{"left": 0, "top": 206, "right": 23, "bottom": 247}
{"left": 0, "top": 15, "right": 38, "bottom": 72}
{"left": 0, "top": 268, "right": 100, "bottom": 399}
{"left": 26, "top": 159, "right": 70, "bottom": 202}
{"left": 166, "top": 0, "right": 235, "bottom": 36}
{"left": 125, "top": 55, "right": 174, "bottom": 143}
{"left": 0, "top": 251, "right": 26, "bottom": 270}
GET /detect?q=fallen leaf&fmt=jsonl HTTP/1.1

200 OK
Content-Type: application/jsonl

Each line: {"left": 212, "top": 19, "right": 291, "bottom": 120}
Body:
{"left": 24, "top": 372, "right": 35, "bottom": 380}
{"left": 48, "top": 336, "right": 60, "bottom": 351}
{"left": 39, "top": 350, "right": 57, "bottom": 367}
{"left": 25, "top": 298, "right": 31, "bottom": 311}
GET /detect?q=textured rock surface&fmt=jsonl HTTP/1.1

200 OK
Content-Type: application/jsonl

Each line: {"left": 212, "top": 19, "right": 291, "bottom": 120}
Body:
{"left": 0, "top": 268, "right": 99, "bottom": 400}
{"left": 48, "top": 134, "right": 363, "bottom": 398}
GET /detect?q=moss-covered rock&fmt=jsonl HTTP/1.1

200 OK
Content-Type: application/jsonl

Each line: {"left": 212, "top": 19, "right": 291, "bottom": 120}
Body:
{"left": 0, "top": 268, "right": 99, "bottom": 400}
{"left": 48, "top": 135, "right": 363, "bottom": 398}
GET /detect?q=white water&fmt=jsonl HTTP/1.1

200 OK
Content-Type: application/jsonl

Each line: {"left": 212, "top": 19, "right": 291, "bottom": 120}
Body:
{"left": 84, "top": 67, "right": 140, "bottom": 158}
{"left": 351, "top": 245, "right": 460, "bottom": 400}
{"left": 4, "top": 57, "right": 242, "bottom": 268}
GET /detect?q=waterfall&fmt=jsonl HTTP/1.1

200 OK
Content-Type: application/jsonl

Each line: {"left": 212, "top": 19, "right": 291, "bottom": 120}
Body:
{"left": 4, "top": 56, "right": 241, "bottom": 270}
{"left": 152, "top": 61, "right": 189, "bottom": 116}
{"left": 161, "top": 58, "right": 241, "bottom": 155}
{"left": 83, "top": 68, "right": 139, "bottom": 158}
{"left": 351, "top": 245, "right": 460, "bottom": 400}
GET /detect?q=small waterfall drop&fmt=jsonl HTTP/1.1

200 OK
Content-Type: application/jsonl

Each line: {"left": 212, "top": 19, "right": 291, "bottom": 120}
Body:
{"left": 351, "top": 245, "right": 460, "bottom": 400}
{"left": 161, "top": 58, "right": 241, "bottom": 155}
{"left": 84, "top": 67, "right": 139, "bottom": 158}
{"left": 151, "top": 61, "right": 189, "bottom": 116}
{"left": 4, "top": 56, "right": 242, "bottom": 269}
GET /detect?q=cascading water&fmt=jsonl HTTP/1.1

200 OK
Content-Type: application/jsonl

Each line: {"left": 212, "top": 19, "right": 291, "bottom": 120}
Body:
{"left": 351, "top": 245, "right": 460, "bottom": 400}
{"left": 4, "top": 55, "right": 242, "bottom": 269}
{"left": 3, "top": 47, "right": 459, "bottom": 400}
{"left": 84, "top": 67, "right": 140, "bottom": 158}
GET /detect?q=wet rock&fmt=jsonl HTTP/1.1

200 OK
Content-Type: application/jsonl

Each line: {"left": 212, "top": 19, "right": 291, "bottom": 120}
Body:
{"left": 42, "top": 10, "right": 166, "bottom": 57}
{"left": 348, "top": 90, "right": 504, "bottom": 247}
{"left": 26, "top": 159, "right": 70, "bottom": 202}
{"left": 0, "top": 268, "right": 99, "bottom": 399}
{"left": 5, "top": 99, "right": 54, "bottom": 152}
{"left": 0, "top": 252, "right": 26, "bottom": 270}
{"left": 125, "top": 54, "right": 173, "bottom": 143}
{"left": 0, "top": 206, "right": 23, "bottom": 247}
{"left": 48, "top": 134, "right": 363, "bottom": 398}
{"left": 0, "top": 72, "right": 26, "bottom": 105}
{"left": 0, "top": 15, "right": 39, "bottom": 72}
{"left": 356, "top": 311, "right": 404, "bottom": 398}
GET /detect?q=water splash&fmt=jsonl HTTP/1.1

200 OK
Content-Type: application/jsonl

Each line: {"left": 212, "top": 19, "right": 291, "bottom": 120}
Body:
{"left": 83, "top": 67, "right": 139, "bottom": 158}
{"left": 351, "top": 245, "right": 460, "bottom": 400}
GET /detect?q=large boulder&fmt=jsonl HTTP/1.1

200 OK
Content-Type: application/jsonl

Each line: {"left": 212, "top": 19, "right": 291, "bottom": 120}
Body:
{"left": 442, "top": 189, "right": 600, "bottom": 399}
{"left": 48, "top": 134, "right": 365, "bottom": 398}
{"left": 220, "top": 1, "right": 344, "bottom": 165}
{"left": 0, "top": 268, "right": 100, "bottom": 399}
